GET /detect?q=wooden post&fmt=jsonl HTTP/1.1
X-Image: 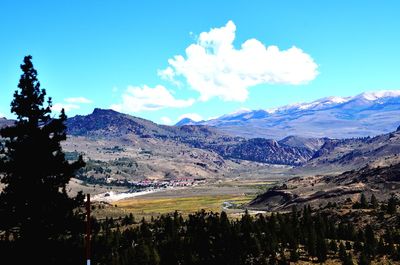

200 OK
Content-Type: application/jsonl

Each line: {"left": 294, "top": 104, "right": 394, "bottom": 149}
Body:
{"left": 86, "top": 194, "right": 91, "bottom": 265}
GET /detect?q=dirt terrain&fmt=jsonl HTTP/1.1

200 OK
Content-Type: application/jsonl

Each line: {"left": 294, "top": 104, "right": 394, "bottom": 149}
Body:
{"left": 249, "top": 162, "right": 400, "bottom": 211}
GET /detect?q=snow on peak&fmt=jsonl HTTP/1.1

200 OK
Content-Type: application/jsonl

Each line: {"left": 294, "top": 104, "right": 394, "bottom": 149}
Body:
{"left": 218, "top": 108, "right": 251, "bottom": 119}
{"left": 229, "top": 107, "right": 251, "bottom": 115}
{"left": 357, "top": 90, "right": 400, "bottom": 101}
{"left": 265, "top": 90, "right": 400, "bottom": 113}
{"left": 202, "top": 90, "right": 400, "bottom": 123}
{"left": 265, "top": 96, "right": 350, "bottom": 113}
{"left": 323, "top": 96, "right": 349, "bottom": 104}
{"left": 299, "top": 96, "right": 351, "bottom": 109}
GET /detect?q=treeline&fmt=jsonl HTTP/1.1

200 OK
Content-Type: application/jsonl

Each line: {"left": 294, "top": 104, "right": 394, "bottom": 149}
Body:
{"left": 85, "top": 200, "right": 400, "bottom": 265}
{"left": 1, "top": 202, "right": 399, "bottom": 265}
{"left": 352, "top": 193, "right": 397, "bottom": 214}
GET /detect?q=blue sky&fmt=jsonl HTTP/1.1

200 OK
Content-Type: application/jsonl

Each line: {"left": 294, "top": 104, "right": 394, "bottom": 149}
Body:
{"left": 1, "top": 1, "right": 400, "bottom": 124}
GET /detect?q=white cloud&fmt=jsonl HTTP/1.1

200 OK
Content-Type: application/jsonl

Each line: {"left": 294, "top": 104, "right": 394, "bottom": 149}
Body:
{"left": 110, "top": 85, "right": 195, "bottom": 113}
{"left": 64, "top": 97, "right": 93, "bottom": 104}
{"left": 0, "top": 112, "right": 5, "bottom": 118}
{"left": 52, "top": 96, "right": 93, "bottom": 113}
{"left": 177, "top": 113, "right": 203, "bottom": 122}
{"left": 159, "top": 20, "right": 318, "bottom": 102}
{"left": 160, "top": 116, "right": 173, "bottom": 125}
{"left": 52, "top": 103, "right": 80, "bottom": 112}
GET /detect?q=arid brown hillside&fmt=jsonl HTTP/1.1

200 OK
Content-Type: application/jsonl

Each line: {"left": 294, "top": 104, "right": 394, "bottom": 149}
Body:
{"left": 65, "top": 108, "right": 317, "bottom": 166}
{"left": 249, "top": 163, "right": 400, "bottom": 211}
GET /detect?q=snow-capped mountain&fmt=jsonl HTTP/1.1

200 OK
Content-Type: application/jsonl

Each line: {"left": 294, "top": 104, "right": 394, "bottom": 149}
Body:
{"left": 176, "top": 90, "right": 400, "bottom": 139}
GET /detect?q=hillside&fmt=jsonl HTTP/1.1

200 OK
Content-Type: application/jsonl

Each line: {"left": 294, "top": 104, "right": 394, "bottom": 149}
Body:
{"left": 178, "top": 90, "right": 400, "bottom": 139}
{"left": 65, "top": 108, "right": 316, "bottom": 166}
{"left": 296, "top": 127, "right": 400, "bottom": 174}
{"left": 249, "top": 162, "right": 400, "bottom": 211}
{"left": 0, "top": 118, "right": 14, "bottom": 128}
{"left": 62, "top": 109, "right": 304, "bottom": 184}
{"left": 2, "top": 108, "right": 400, "bottom": 178}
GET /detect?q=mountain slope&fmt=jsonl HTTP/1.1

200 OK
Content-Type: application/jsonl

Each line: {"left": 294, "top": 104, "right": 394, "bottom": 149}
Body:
{"left": 178, "top": 90, "right": 400, "bottom": 139}
{"left": 0, "top": 118, "right": 14, "bottom": 129}
{"left": 249, "top": 162, "right": 400, "bottom": 211}
{"left": 296, "top": 128, "right": 400, "bottom": 174}
{"left": 66, "top": 108, "right": 315, "bottom": 166}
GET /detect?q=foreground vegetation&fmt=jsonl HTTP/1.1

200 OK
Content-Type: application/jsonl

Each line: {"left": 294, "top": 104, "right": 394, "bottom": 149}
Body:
{"left": 3, "top": 201, "right": 399, "bottom": 264}
{"left": 77, "top": 199, "right": 400, "bottom": 265}
{"left": 0, "top": 56, "right": 86, "bottom": 264}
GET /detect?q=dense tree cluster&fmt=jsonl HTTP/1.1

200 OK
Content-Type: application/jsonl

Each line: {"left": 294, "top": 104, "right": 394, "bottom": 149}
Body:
{"left": 353, "top": 193, "right": 382, "bottom": 210}
{"left": 83, "top": 202, "right": 400, "bottom": 265}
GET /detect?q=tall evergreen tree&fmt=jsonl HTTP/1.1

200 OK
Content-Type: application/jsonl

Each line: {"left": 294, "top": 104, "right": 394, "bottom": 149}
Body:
{"left": 370, "top": 194, "right": 378, "bottom": 209}
{"left": 364, "top": 224, "right": 377, "bottom": 257}
{"left": 358, "top": 250, "right": 371, "bottom": 265}
{"left": 339, "top": 242, "right": 347, "bottom": 261}
{"left": 387, "top": 196, "right": 397, "bottom": 214}
{"left": 0, "top": 56, "right": 85, "bottom": 263}
{"left": 329, "top": 240, "right": 338, "bottom": 254}
{"left": 360, "top": 193, "right": 368, "bottom": 209}
{"left": 316, "top": 236, "right": 327, "bottom": 262}
{"left": 343, "top": 253, "right": 354, "bottom": 265}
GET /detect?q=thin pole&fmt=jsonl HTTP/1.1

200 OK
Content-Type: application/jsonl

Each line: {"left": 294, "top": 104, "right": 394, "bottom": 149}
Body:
{"left": 86, "top": 194, "right": 91, "bottom": 265}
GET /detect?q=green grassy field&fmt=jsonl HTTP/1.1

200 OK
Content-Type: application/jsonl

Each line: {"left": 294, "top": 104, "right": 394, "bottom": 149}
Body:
{"left": 115, "top": 194, "right": 253, "bottom": 217}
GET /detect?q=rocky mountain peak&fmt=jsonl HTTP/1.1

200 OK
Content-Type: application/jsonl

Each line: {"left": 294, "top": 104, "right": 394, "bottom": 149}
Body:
{"left": 175, "top": 117, "right": 195, "bottom": 126}
{"left": 181, "top": 90, "right": 400, "bottom": 139}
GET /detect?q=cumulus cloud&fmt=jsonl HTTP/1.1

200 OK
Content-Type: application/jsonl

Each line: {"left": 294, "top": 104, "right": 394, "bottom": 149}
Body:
{"left": 110, "top": 85, "right": 195, "bottom": 113}
{"left": 52, "top": 96, "right": 93, "bottom": 113}
{"left": 177, "top": 113, "right": 203, "bottom": 122}
{"left": 52, "top": 103, "right": 80, "bottom": 112}
{"left": 160, "top": 116, "right": 173, "bottom": 125}
{"left": 64, "top": 97, "right": 93, "bottom": 104}
{"left": 159, "top": 20, "right": 318, "bottom": 102}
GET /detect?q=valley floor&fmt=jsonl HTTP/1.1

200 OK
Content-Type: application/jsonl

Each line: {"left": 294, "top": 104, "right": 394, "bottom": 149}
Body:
{"left": 82, "top": 178, "right": 276, "bottom": 220}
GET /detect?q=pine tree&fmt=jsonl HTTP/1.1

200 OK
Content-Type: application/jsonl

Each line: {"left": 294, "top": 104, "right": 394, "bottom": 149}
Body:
{"left": 307, "top": 227, "right": 317, "bottom": 257}
{"left": 370, "top": 194, "right": 378, "bottom": 209}
{"left": 289, "top": 249, "right": 300, "bottom": 262}
{"left": 339, "top": 242, "right": 347, "bottom": 261}
{"left": 316, "top": 236, "right": 327, "bottom": 263}
{"left": 0, "top": 56, "right": 85, "bottom": 263}
{"left": 364, "top": 224, "right": 376, "bottom": 257}
{"left": 342, "top": 253, "right": 354, "bottom": 265}
{"left": 358, "top": 250, "right": 371, "bottom": 265}
{"left": 377, "top": 237, "right": 385, "bottom": 256}
{"left": 360, "top": 193, "right": 368, "bottom": 209}
{"left": 387, "top": 196, "right": 397, "bottom": 214}
{"left": 329, "top": 240, "right": 338, "bottom": 254}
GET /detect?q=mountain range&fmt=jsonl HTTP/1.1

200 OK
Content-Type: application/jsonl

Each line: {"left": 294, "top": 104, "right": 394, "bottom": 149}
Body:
{"left": 177, "top": 90, "right": 400, "bottom": 139}
{"left": 65, "top": 108, "right": 400, "bottom": 174}
{"left": 65, "top": 108, "right": 314, "bottom": 166}
{"left": 3, "top": 93, "right": 400, "bottom": 220}
{"left": 1, "top": 104, "right": 399, "bottom": 171}
{"left": 1, "top": 91, "right": 400, "bottom": 181}
{"left": 0, "top": 118, "right": 14, "bottom": 128}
